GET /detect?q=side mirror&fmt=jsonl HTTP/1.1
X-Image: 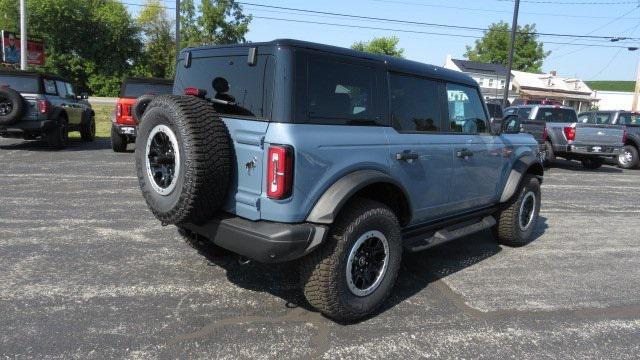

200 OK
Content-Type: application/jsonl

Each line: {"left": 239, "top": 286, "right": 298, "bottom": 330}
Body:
{"left": 80, "top": 92, "right": 89, "bottom": 100}
{"left": 501, "top": 114, "right": 521, "bottom": 134}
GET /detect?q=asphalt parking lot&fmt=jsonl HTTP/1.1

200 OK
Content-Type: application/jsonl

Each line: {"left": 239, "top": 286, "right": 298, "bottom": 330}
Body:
{"left": 1, "top": 137, "right": 639, "bottom": 359}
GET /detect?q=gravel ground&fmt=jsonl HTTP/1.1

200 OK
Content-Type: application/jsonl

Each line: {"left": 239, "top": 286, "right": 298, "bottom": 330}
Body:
{"left": 1, "top": 137, "right": 639, "bottom": 359}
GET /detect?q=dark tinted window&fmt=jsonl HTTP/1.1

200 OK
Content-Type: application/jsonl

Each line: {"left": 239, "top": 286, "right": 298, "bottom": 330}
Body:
{"left": 56, "top": 80, "right": 67, "bottom": 98}
{"left": 593, "top": 113, "right": 612, "bottom": 124}
{"left": 446, "top": 83, "right": 487, "bottom": 133}
{"left": 307, "top": 58, "right": 375, "bottom": 123}
{"left": 486, "top": 103, "right": 503, "bottom": 118}
{"left": 43, "top": 79, "right": 57, "bottom": 95}
{"left": 0, "top": 75, "right": 39, "bottom": 93}
{"left": 175, "top": 55, "right": 272, "bottom": 118}
{"left": 536, "top": 108, "right": 577, "bottom": 123}
{"left": 122, "top": 82, "right": 173, "bottom": 98}
{"left": 517, "top": 107, "right": 532, "bottom": 119}
{"left": 389, "top": 73, "right": 441, "bottom": 132}
{"left": 504, "top": 108, "right": 516, "bottom": 116}
{"left": 617, "top": 113, "right": 640, "bottom": 125}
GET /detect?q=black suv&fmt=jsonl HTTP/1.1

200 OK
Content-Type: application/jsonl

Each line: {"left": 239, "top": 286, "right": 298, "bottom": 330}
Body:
{"left": 0, "top": 70, "right": 95, "bottom": 148}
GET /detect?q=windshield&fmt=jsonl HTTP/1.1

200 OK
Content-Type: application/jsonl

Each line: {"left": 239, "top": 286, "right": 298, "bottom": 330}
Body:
{"left": 122, "top": 82, "right": 173, "bottom": 98}
{"left": 0, "top": 75, "right": 39, "bottom": 93}
{"left": 536, "top": 108, "right": 577, "bottom": 123}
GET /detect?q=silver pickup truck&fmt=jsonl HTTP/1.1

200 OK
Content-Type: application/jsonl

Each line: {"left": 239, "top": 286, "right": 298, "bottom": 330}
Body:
{"left": 577, "top": 111, "right": 639, "bottom": 169}
{"left": 506, "top": 105, "right": 624, "bottom": 169}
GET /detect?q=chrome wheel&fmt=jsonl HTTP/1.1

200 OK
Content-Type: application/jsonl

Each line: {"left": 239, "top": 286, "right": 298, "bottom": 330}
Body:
{"left": 619, "top": 150, "right": 633, "bottom": 166}
{"left": 346, "top": 230, "right": 389, "bottom": 297}
{"left": 145, "top": 124, "right": 180, "bottom": 196}
{"left": 519, "top": 191, "right": 536, "bottom": 231}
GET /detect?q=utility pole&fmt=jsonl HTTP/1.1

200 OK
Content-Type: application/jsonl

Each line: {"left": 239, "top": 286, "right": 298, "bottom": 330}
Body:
{"left": 19, "top": 0, "right": 27, "bottom": 70}
{"left": 175, "top": 0, "right": 181, "bottom": 59}
{"left": 502, "top": 0, "right": 521, "bottom": 108}
{"left": 632, "top": 57, "right": 640, "bottom": 111}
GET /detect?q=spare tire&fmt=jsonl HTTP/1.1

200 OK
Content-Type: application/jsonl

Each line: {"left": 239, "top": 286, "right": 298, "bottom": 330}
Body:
{"left": 135, "top": 95, "right": 232, "bottom": 225}
{"left": 132, "top": 94, "right": 156, "bottom": 123}
{"left": 0, "top": 87, "right": 25, "bottom": 125}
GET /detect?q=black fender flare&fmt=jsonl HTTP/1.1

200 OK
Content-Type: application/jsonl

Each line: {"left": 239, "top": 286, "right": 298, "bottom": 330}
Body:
{"left": 625, "top": 132, "right": 640, "bottom": 149}
{"left": 306, "top": 169, "right": 412, "bottom": 224}
{"left": 500, "top": 154, "right": 544, "bottom": 203}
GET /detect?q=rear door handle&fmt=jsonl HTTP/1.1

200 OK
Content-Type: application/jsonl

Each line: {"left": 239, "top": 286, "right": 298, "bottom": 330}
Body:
{"left": 396, "top": 150, "right": 420, "bottom": 161}
{"left": 456, "top": 149, "right": 474, "bottom": 158}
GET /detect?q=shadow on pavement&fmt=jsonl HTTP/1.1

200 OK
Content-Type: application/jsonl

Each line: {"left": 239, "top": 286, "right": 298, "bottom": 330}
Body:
{"left": 0, "top": 137, "right": 113, "bottom": 152}
{"left": 186, "top": 215, "right": 549, "bottom": 324}
{"left": 549, "top": 159, "right": 623, "bottom": 173}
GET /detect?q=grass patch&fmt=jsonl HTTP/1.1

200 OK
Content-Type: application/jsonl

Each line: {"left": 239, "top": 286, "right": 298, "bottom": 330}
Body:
{"left": 586, "top": 81, "right": 635, "bottom": 92}
{"left": 68, "top": 103, "right": 114, "bottom": 139}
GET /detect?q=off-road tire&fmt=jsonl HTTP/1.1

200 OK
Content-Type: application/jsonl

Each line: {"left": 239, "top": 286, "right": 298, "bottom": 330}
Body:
{"left": 300, "top": 198, "right": 402, "bottom": 321}
{"left": 0, "top": 87, "right": 25, "bottom": 125}
{"left": 581, "top": 157, "right": 603, "bottom": 170}
{"left": 110, "top": 125, "right": 128, "bottom": 152}
{"left": 617, "top": 145, "right": 639, "bottom": 169}
{"left": 46, "top": 117, "right": 69, "bottom": 149}
{"left": 493, "top": 174, "right": 541, "bottom": 247}
{"left": 543, "top": 141, "right": 555, "bottom": 167}
{"left": 80, "top": 112, "right": 96, "bottom": 142}
{"left": 132, "top": 94, "right": 156, "bottom": 123}
{"left": 135, "top": 95, "right": 232, "bottom": 226}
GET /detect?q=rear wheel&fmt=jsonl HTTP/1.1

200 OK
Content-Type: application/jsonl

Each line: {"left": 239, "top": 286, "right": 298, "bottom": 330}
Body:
{"left": 617, "top": 145, "right": 639, "bottom": 169}
{"left": 493, "top": 174, "right": 541, "bottom": 247}
{"left": 46, "top": 117, "right": 69, "bottom": 149}
{"left": 581, "top": 157, "right": 603, "bottom": 170}
{"left": 110, "top": 125, "right": 128, "bottom": 152}
{"left": 543, "top": 141, "right": 555, "bottom": 167}
{"left": 300, "top": 198, "right": 402, "bottom": 321}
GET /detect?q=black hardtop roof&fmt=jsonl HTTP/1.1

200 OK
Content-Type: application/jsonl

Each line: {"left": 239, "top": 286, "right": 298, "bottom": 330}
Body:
{"left": 124, "top": 77, "right": 173, "bottom": 85}
{"left": 0, "top": 69, "right": 69, "bottom": 82}
{"left": 182, "top": 39, "right": 477, "bottom": 87}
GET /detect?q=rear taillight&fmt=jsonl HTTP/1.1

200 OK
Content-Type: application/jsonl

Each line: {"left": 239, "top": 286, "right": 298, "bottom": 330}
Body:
{"left": 563, "top": 126, "right": 576, "bottom": 141}
{"left": 623, "top": 130, "right": 628, "bottom": 143}
{"left": 267, "top": 145, "right": 294, "bottom": 199}
{"left": 37, "top": 99, "right": 50, "bottom": 114}
{"left": 542, "top": 127, "right": 548, "bottom": 141}
{"left": 184, "top": 87, "right": 206, "bottom": 98}
{"left": 116, "top": 103, "right": 123, "bottom": 118}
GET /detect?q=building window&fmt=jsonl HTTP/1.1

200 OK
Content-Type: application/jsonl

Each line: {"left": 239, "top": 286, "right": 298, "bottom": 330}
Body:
{"left": 500, "top": 79, "right": 506, "bottom": 89}
{"left": 488, "top": 78, "right": 494, "bottom": 87}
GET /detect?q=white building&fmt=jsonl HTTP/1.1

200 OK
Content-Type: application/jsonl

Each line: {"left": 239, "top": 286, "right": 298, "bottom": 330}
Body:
{"left": 591, "top": 90, "right": 634, "bottom": 111}
{"left": 511, "top": 70, "right": 594, "bottom": 112}
{"left": 444, "top": 55, "right": 517, "bottom": 102}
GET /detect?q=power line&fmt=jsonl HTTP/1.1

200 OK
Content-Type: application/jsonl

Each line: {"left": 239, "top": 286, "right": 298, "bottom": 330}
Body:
{"left": 252, "top": 16, "right": 640, "bottom": 48}
{"left": 238, "top": 2, "right": 640, "bottom": 40}
{"left": 495, "top": 0, "right": 638, "bottom": 4}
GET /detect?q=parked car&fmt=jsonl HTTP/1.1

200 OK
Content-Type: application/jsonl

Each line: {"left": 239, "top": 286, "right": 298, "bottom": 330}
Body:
{"left": 507, "top": 105, "right": 624, "bottom": 169}
{"left": 134, "top": 39, "right": 544, "bottom": 321}
{"left": 511, "top": 98, "right": 562, "bottom": 106}
{"left": 111, "top": 77, "right": 173, "bottom": 152}
{"left": 577, "top": 111, "right": 639, "bottom": 169}
{"left": 0, "top": 69, "right": 94, "bottom": 149}
{"left": 486, "top": 101, "right": 504, "bottom": 132}
{"left": 502, "top": 105, "right": 548, "bottom": 163}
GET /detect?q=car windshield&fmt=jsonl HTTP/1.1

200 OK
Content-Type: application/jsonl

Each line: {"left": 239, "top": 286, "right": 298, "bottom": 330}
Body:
{"left": 536, "top": 108, "right": 577, "bottom": 123}
{"left": 0, "top": 75, "right": 39, "bottom": 93}
{"left": 122, "top": 82, "right": 173, "bottom": 98}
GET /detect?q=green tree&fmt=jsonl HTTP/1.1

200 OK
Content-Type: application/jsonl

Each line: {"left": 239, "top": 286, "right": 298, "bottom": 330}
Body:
{"left": 351, "top": 36, "right": 404, "bottom": 58}
{"left": 0, "top": 0, "right": 142, "bottom": 96}
{"left": 465, "top": 22, "right": 549, "bottom": 73}
{"left": 137, "top": 0, "right": 175, "bottom": 78}
{"left": 180, "top": 0, "right": 251, "bottom": 48}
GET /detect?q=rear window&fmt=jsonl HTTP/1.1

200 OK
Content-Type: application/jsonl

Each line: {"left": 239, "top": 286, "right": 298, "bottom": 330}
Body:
{"left": 618, "top": 113, "right": 640, "bottom": 126}
{"left": 536, "top": 108, "right": 577, "bottom": 123}
{"left": 0, "top": 75, "right": 39, "bottom": 93}
{"left": 175, "top": 55, "right": 272, "bottom": 119}
{"left": 122, "top": 82, "right": 173, "bottom": 98}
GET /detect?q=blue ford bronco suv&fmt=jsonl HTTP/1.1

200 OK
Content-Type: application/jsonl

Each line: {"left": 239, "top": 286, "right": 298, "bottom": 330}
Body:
{"left": 135, "top": 40, "right": 543, "bottom": 321}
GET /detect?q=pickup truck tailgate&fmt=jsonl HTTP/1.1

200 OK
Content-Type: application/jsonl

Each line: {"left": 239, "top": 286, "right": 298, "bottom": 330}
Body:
{"left": 575, "top": 124, "right": 624, "bottom": 145}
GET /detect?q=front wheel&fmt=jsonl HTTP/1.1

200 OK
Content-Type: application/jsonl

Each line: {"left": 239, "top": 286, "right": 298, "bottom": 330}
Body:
{"left": 300, "top": 198, "right": 402, "bottom": 321}
{"left": 110, "top": 125, "right": 128, "bottom": 152}
{"left": 46, "top": 118, "right": 69, "bottom": 149}
{"left": 80, "top": 114, "right": 96, "bottom": 142}
{"left": 493, "top": 174, "right": 541, "bottom": 247}
{"left": 617, "top": 145, "right": 639, "bottom": 169}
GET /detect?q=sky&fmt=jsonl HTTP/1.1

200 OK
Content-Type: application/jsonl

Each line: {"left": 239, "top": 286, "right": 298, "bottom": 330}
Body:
{"left": 126, "top": 0, "right": 640, "bottom": 81}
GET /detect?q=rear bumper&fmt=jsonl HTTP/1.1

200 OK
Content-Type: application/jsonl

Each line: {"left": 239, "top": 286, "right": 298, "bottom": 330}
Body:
{"left": 113, "top": 124, "right": 137, "bottom": 137}
{"left": 0, "top": 120, "right": 56, "bottom": 135}
{"left": 182, "top": 215, "right": 329, "bottom": 263}
{"left": 564, "top": 144, "right": 623, "bottom": 157}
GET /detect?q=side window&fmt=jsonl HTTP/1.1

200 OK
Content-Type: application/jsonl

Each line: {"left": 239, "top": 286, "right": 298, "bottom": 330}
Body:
{"left": 174, "top": 55, "right": 272, "bottom": 119}
{"left": 65, "top": 83, "right": 76, "bottom": 98}
{"left": 594, "top": 113, "right": 612, "bottom": 124}
{"left": 577, "top": 113, "right": 591, "bottom": 124}
{"left": 43, "top": 79, "right": 57, "bottom": 95}
{"left": 618, "top": 113, "right": 639, "bottom": 125}
{"left": 517, "top": 107, "right": 532, "bottom": 120}
{"left": 446, "top": 83, "right": 487, "bottom": 134}
{"left": 56, "top": 81, "right": 67, "bottom": 98}
{"left": 389, "top": 73, "right": 441, "bottom": 132}
{"left": 307, "top": 58, "right": 376, "bottom": 124}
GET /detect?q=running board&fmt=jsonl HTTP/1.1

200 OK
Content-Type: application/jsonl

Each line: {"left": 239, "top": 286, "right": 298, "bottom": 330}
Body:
{"left": 403, "top": 216, "right": 496, "bottom": 252}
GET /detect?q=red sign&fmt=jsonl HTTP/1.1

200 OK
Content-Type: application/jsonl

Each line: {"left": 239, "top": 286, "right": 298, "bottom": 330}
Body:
{"left": 1, "top": 30, "right": 45, "bottom": 66}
